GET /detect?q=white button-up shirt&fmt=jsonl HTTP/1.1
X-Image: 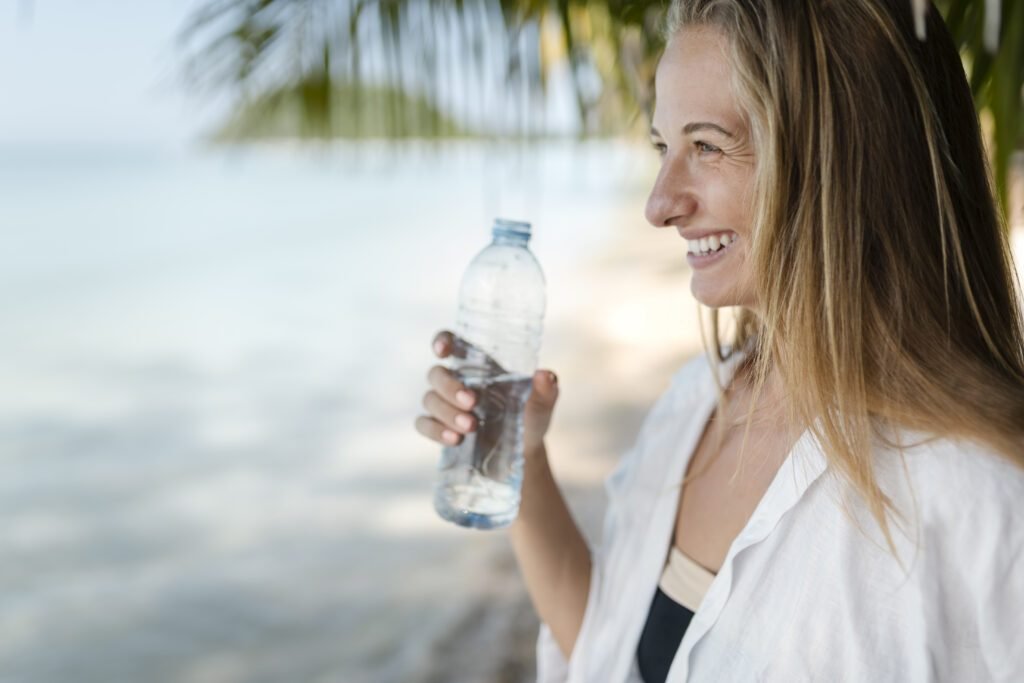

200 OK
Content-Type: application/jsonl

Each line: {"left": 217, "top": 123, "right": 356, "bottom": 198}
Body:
{"left": 536, "top": 352, "right": 1024, "bottom": 682}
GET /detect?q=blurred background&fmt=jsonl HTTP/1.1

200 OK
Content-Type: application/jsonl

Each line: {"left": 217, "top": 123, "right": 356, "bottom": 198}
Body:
{"left": 0, "top": 1, "right": 1021, "bottom": 682}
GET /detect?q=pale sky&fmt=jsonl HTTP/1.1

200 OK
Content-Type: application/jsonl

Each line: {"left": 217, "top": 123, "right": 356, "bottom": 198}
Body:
{"left": 0, "top": 0, "right": 227, "bottom": 146}
{"left": 0, "top": 0, "right": 580, "bottom": 147}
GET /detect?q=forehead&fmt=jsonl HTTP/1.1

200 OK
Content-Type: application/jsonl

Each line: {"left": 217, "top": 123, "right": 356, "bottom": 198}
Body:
{"left": 653, "top": 26, "right": 742, "bottom": 130}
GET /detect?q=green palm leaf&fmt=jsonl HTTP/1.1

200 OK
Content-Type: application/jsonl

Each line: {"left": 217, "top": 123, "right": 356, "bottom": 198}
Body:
{"left": 178, "top": 0, "right": 1022, "bottom": 217}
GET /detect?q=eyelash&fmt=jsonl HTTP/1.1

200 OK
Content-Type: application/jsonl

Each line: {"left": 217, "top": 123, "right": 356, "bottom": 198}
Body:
{"left": 652, "top": 141, "right": 721, "bottom": 156}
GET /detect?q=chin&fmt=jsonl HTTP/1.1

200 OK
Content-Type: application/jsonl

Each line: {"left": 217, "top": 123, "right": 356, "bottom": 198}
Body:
{"left": 690, "top": 281, "right": 753, "bottom": 309}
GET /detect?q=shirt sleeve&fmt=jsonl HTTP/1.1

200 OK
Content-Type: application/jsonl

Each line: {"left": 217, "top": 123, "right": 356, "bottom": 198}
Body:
{"left": 533, "top": 357, "right": 704, "bottom": 682}
{"left": 980, "top": 526, "right": 1024, "bottom": 680}
{"left": 535, "top": 621, "right": 570, "bottom": 682}
{"left": 533, "top": 440, "right": 640, "bottom": 682}
{"left": 936, "top": 442, "right": 1024, "bottom": 682}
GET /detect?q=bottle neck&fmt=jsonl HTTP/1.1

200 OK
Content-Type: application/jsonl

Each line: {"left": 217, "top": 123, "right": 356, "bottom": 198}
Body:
{"left": 492, "top": 230, "right": 530, "bottom": 247}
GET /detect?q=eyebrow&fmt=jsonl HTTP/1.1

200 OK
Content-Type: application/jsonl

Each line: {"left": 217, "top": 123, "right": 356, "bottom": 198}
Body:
{"left": 650, "top": 122, "right": 735, "bottom": 138}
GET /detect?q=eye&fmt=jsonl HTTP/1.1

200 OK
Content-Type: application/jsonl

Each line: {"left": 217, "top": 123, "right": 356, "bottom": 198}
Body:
{"left": 651, "top": 141, "right": 668, "bottom": 157}
{"left": 695, "top": 141, "right": 722, "bottom": 155}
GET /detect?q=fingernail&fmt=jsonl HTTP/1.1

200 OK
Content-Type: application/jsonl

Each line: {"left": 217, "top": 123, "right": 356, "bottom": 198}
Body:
{"left": 456, "top": 414, "right": 473, "bottom": 430}
{"left": 443, "top": 429, "right": 458, "bottom": 443}
{"left": 456, "top": 390, "right": 474, "bottom": 407}
{"left": 434, "top": 341, "right": 444, "bottom": 356}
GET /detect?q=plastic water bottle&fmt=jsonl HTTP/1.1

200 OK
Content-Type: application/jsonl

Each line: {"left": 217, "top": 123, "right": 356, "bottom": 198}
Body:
{"left": 434, "top": 218, "right": 546, "bottom": 530}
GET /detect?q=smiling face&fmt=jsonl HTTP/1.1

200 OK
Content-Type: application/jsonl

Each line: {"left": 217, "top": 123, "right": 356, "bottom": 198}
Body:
{"left": 645, "top": 26, "right": 758, "bottom": 310}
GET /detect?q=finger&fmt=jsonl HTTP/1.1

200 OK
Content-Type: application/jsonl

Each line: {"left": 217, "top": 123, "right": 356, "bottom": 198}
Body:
{"left": 414, "top": 414, "right": 464, "bottom": 446}
{"left": 431, "top": 330, "right": 471, "bottom": 360}
{"left": 532, "top": 369, "right": 559, "bottom": 404}
{"left": 432, "top": 330, "right": 454, "bottom": 358}
{"left": 524, "top": 371, "right": 559, "bottom": 429}
{"left": 426, "top": 365, "right": 477, "bottom": 409}
{"left": 422, "top": 390, "right": 478, "bottom": 435}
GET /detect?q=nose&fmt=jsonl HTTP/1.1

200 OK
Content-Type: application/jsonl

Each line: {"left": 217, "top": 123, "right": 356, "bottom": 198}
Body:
{"left": 644, "top": 160, "right": 698, "bottom": 228}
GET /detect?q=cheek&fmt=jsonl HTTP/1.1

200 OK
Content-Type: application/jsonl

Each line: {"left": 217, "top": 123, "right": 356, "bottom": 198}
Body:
{"left": 713, "top": 177, "right": 754, "bottom": 237}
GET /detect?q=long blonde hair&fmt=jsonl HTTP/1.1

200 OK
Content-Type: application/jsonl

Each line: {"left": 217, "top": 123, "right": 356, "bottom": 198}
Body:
{"left": 665, "top": 0, "right": 1024, "bottom": 556}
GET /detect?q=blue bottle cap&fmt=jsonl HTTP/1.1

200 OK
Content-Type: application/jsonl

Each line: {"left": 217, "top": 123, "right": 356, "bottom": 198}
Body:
{"left": 493, "top": 218, "right": 531, "bottom": 238}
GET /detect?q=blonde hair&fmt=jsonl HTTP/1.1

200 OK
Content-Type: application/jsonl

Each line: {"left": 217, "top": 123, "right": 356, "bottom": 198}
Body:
{"left": 665, "top": 0, "right": 1024, "bottom": 558}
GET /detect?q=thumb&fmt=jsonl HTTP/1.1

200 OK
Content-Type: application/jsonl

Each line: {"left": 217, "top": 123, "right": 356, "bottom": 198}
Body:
{"left": 528, "top": 369, "right": 559, "bottom": 410}
{"left": 523, "top": 370, "right": 559, "bottom": 450}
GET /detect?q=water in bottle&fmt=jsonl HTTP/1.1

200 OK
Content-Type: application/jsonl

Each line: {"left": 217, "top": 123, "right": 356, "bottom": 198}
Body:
{"left": 434, "top": 218, "right": 546, "bottom": 529}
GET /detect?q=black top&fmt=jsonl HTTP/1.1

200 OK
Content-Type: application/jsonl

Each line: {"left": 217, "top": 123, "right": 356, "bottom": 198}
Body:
{"left": 636, "top": 586, "right": 696, "bottom": 683}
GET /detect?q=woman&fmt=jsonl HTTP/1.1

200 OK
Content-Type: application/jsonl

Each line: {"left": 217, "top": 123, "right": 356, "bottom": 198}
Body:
{"left": 416, "top": 0, "right": 1024, "bottom": 680}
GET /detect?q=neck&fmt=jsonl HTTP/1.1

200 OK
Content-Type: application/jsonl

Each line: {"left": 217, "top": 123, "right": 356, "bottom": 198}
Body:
{"left": 727, "top": 356, "right": 793, "bottom": 429}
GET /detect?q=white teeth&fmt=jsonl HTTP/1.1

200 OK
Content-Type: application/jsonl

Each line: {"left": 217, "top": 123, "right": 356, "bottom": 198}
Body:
{"left": 687, "top": 233, "right": 735, "bottom": 255}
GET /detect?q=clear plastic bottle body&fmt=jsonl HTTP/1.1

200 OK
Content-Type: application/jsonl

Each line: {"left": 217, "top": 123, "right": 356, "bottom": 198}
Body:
{"left": 433, "top": 219, "right": 546, "bottom": 529}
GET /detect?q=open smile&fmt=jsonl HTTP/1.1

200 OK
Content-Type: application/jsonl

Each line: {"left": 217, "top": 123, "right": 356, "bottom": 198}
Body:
{"left": 686, "top": 232, "right": 738, "bottom": 269}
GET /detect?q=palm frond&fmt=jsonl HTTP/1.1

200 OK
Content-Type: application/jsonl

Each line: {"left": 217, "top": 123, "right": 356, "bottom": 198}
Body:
{"left": 178, "top": 0, "right": 1021, "bottom": 213}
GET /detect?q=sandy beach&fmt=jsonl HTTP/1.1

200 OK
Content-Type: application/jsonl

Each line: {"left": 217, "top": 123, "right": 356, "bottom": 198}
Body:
{"left": 4, "top": 1, "right": 1024, "bottom": 677}
{"left": 0, "top": 140, "right": 701, "bottom": 683}
{"left": 1, "top": 141, "right": 1020, "bottom": 683}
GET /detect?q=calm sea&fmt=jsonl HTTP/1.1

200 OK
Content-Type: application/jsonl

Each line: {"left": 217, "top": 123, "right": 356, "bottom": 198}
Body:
{"left": 3, "top": 140, "right": 1019, "bottom": 683}
{"left": 0, "top": 139, "right": 657, "bottom": 683}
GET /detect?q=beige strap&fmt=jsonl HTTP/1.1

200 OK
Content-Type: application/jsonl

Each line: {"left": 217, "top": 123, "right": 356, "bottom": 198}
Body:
{"left": 658, "top": 546, "right": 717, "bottom": 612}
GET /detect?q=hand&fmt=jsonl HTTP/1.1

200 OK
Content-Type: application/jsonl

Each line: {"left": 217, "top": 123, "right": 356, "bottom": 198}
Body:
{"left": 414, "top": 330, "right": 560, "bottom": 455}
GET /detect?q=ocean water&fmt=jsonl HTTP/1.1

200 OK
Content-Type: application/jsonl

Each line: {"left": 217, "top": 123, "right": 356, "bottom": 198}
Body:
{"left": 0, "top": 139, "right": 657, "bottom": 683}
{"left": 3, "top": 140, "right": 1019, "bottom": 683}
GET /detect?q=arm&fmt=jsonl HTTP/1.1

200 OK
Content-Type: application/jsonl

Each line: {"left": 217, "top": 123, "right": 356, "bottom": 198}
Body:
{"left": 509, "top": 441, "right": 592, "bottom": 660}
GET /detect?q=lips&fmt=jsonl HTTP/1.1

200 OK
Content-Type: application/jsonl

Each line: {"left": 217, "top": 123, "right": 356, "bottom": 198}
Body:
{"left": 677, "top": 227, "right": 737, "bottom": 240}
